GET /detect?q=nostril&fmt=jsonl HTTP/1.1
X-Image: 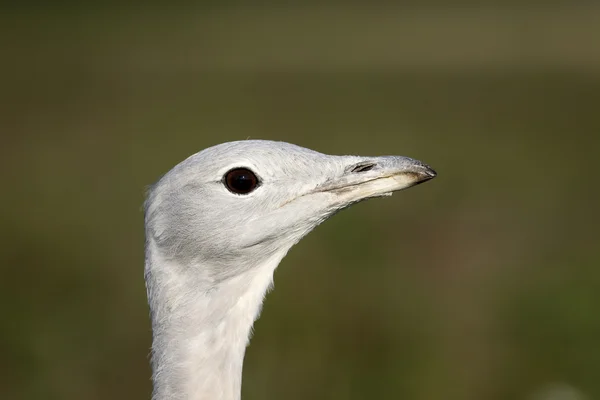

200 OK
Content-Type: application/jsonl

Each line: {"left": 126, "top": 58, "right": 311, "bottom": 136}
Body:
{"left": 351, "top": 162, "right": 376, "bottom": 173}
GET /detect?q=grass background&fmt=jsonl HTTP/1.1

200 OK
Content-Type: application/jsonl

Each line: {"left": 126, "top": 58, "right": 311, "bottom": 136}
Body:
{"left": 1, "top": 3, "right": 599, "bottom": 400}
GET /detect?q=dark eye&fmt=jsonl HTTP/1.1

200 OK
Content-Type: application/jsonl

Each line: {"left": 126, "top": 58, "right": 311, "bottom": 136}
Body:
{"left": 224, "top": 168, "right": 259, "bottom": 194}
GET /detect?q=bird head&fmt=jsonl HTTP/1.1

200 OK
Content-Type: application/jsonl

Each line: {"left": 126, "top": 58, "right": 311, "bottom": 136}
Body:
{"left": 144, "top": 140, "right": 436, "bottom": 282}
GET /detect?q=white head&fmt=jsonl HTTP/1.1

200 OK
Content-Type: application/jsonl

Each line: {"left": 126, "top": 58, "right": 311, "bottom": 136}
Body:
{"left": 144, "top": 140, "right": 436, "bottom": 400}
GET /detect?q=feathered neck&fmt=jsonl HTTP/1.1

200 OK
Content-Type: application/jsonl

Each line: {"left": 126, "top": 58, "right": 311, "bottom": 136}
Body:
{"left": 145, "top": 240, "right": 284, "bottom": 400}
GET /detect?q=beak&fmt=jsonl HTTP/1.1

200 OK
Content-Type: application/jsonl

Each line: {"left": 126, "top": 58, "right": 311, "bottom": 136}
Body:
{"left": 316, "top": 156, "right": 436, "bottom": 203}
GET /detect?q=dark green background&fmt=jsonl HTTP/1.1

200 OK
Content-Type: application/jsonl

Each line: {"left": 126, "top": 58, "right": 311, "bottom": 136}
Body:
{"left": 1, "top": 3, "right": 599, "bottom": 400}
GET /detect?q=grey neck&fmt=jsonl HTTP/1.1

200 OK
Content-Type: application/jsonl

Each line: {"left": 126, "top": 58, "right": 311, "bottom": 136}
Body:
{"left": 145, "top": 242, "right": 284, "bottom": 400}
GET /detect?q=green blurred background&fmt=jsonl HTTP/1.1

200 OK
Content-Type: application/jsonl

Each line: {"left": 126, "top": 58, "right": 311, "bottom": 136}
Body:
{"left": 1, "top": 2, "right": 599, "bottom": 400}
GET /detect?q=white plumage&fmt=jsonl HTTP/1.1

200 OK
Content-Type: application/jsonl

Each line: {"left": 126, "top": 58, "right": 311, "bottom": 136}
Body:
{"left": 144, "top": 140, "right": 436, "bottom": 400}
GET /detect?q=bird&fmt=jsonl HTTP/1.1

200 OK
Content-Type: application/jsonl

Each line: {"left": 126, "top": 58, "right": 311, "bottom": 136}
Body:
{"left": 144, "top": 140, "right": 436, "bottom": 400}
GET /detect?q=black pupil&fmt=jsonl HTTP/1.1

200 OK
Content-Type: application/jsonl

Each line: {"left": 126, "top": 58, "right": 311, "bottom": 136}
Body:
{"left": 225, "top": 168, "right": 258, "bottom": 194}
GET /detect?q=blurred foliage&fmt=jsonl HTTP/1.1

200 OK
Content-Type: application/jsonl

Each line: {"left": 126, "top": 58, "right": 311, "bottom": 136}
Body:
{"left": 0, "top": 3, "right": 599, "bottom": 400}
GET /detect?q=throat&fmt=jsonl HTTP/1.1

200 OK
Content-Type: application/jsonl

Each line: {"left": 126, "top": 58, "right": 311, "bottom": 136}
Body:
{"left": 146, "top": 252, "right": 282, "bottom": 400}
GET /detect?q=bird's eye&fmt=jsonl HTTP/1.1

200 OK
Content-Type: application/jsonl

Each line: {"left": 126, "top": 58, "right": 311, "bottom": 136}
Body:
{"left": 224, "top": 168, "right": 259, "bottom": 194}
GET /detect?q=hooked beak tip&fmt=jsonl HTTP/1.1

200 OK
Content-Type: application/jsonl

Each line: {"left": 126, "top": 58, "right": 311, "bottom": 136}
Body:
{"left": 408, "top": 165, "right": 437, "bottom": 186}
{"left": 422, "top": 166, "right": 437, "bottom": 179}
